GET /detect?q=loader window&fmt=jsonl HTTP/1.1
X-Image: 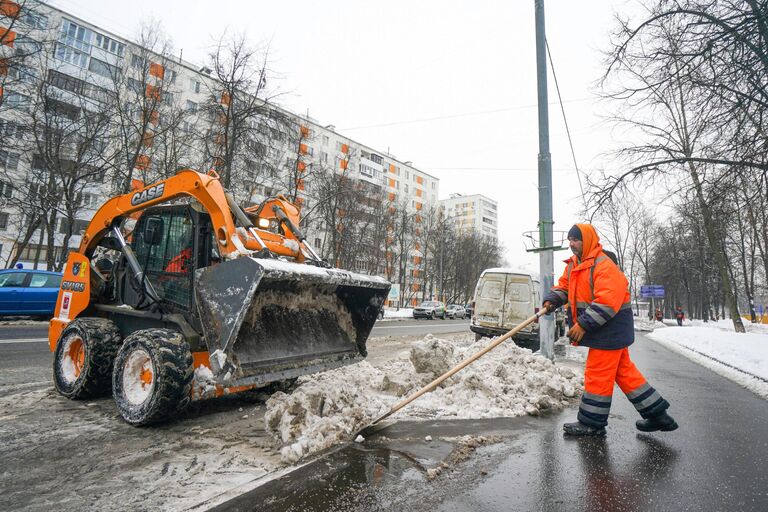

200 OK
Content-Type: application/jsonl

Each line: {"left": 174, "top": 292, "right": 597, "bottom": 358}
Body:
{"left": 133, "top": 210, "right": 194, "bottom": 309}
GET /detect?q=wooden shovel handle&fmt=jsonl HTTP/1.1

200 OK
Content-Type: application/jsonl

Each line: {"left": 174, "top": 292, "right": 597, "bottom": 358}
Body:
{"left": 372, "top": 309, "right": 547, "bottom": 425}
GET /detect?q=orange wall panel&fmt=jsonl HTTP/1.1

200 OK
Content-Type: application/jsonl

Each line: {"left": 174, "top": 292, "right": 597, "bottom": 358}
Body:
{"left": 388, "top": 192, "right": 396, "bottom": 201}
{"left": 341, "top": 143, "right": 349, "bottom": 154}
{"left": 416, "top": 176, "right": 423, "bottom": 184}
{"left": 300, "top": 125, "right": 310, "bottom": 137}
{"left": 145, "top": 84, "right": 161, "bottom": 101}
{"left": 221, "top": 92, "right": 231, "bottom": 106}
{"left": 416, "top": 189, "right": 422, "bottom": 197}
{"left": 389, "top": 178, "right": 396, "bottom": 188}
{"left": 340, "top": 159, "right": 348, "bottom": 170}
{"left": 299, "top": 143, "right": 308, "bottom": 155}
{"left": 0, "top": 27, "right": 16, "bottom": 47}
{"left": 389, "top": 164, "right": 396, "bottom": 173}
{"left": 0, "top": 0, "right": 20, "bottom": 17}
{"left": 415, "top": 202, "right": 423, "bottom": 210}
{"left": 135, "top": 155, "right": 151, "bottom": 171}
{"left": 149, "top": 62, "right": 165, "bottom": 79}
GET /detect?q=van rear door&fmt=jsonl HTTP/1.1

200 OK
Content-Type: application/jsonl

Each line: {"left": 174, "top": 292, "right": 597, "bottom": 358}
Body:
{"left": 474, "top": 272, "right": 507, "bottom": 329}
{"left": 502, "top": 275, "right": 535, "bottom": 332}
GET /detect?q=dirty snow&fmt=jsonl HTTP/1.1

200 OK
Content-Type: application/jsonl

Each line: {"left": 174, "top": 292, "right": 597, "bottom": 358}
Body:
{"left": 264, "top": 333, "right": 582, "bottom": 462}
{"left": 644, "top": 319, "right": 768, "bottom": 399}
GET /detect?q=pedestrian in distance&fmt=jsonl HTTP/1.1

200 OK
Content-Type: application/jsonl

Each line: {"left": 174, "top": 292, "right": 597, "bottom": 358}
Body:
{"left": 542, "top": 223, "right": 678, "bottom": 436}
{"left": 655, "top": 308, "right": 663, "bottom": 323}
{"left": 675, "top": 306, "right": 685, "bottom": 326}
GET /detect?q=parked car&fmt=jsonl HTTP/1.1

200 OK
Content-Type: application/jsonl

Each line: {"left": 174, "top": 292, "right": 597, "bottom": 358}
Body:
{"left": 464, "top": 302, "right": 474, "bottom": 317}
{"left": 413, "top": 301, "right": 446, "bottom": 320}
{"left": 446, "top": 304, "right": 466, "bottom": 319}
{"left": 469, "top": 268, "right": 564, "bottom": 351}
{"left": 0, "top": 269, "right": 63, "bottom": 317}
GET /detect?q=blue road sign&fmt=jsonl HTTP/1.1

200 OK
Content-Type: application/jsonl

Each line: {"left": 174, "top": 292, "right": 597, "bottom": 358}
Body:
{"left": 640, "top": 285, "right": 665, "bottom": 298}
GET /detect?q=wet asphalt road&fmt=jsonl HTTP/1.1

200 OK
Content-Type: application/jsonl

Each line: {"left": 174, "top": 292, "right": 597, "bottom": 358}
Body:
{"left": 215, "top": 333, "right": 768, "bottom": 512}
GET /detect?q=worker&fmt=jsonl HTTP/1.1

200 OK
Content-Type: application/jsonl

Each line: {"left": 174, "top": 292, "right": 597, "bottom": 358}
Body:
{"left": 542, "top": 223, "right": 678, "bottom": 436}
{"left": 165, "top": 247, "right": 192, "bottom": 273}
{"left": 675, "top": 306, "right": 685, "bottom": 326}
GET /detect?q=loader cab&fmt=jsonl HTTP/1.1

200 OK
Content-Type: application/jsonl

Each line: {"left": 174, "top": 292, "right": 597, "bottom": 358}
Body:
{"left": 117, "top": 204, "right": 218, "bottom": 314}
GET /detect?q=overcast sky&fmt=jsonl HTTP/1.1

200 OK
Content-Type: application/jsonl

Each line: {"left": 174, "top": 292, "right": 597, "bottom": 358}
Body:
{"left": 50, "top": 0, "right": 644, "bottom": 275}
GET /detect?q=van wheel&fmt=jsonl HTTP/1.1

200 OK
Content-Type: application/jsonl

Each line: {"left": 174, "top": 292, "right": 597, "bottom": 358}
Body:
{"left": 113, "top": 329, "right": 193, "bottom": 426}
{"left": 53, "top": 318, "right": 122, "bottom": 399}
{"left": 475, "top": 333, "right": 483, "bottom": 342}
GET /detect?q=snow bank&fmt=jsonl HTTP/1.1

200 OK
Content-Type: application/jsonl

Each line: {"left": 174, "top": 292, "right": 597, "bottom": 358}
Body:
{"left": 647, "top": 323, "right": 768, "bottom": 399}
{"left": 264, "top": 334, "right": 582, "bottom": 462}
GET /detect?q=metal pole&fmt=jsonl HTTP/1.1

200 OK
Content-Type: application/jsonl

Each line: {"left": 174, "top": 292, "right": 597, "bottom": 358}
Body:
{"left": 535, "top": 0, "right": 555, "bottom": 360}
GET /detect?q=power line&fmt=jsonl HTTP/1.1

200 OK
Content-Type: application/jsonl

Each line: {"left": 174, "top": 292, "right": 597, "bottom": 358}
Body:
{"left": 545, "top": 38, "right": 588, "bottom": 212}
{"left": 341, "top": 97, "right": 592, "bottom": 131}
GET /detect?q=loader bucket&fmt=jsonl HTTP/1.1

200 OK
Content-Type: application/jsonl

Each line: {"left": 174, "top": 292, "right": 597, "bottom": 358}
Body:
{"left": 195, "top": 257, "right": 390, "bottom": 385}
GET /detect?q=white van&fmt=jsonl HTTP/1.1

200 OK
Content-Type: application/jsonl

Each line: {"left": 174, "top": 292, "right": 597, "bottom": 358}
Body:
{"left": 470, "top": 268, "right": 564, "bottom": 350}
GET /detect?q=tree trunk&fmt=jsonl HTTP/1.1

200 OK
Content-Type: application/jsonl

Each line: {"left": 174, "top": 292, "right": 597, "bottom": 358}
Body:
{"left": 687, "top": 163, "right": 745, "bottom": 332}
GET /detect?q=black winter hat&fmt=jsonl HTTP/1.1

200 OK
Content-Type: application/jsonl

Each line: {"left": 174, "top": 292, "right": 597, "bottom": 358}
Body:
{"left": 567, "top": 224, "right": 582, "bottom": 241}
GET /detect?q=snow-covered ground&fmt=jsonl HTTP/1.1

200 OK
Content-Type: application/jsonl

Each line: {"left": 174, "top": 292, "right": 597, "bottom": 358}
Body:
{"left": 643, "top": 319, "right": 768, "bottom": 399}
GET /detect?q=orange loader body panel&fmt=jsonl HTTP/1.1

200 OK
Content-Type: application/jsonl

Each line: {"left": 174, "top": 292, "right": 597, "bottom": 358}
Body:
{"left": 48, "top": 169, "right": 306, "bottom": 352}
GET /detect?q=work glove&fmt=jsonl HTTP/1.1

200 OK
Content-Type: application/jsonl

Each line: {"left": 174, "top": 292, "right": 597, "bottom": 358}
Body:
{"left": 567, "top": 322, "right": 586, "bottom": 345}
{"left": 541, "top": 301, "right": 554, "bottom": 315}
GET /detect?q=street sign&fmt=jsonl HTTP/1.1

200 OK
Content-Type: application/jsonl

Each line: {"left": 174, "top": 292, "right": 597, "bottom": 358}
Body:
{"left": 387, "top": 284, "right": 400, "bottom": 302}
{"left": 640, "top": 285, "right": 665, "bottom": 298}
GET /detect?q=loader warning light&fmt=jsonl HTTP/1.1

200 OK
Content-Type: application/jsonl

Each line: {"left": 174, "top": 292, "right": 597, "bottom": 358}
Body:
{"left": 257, "top": 218, "right": 270, "bottom": 229}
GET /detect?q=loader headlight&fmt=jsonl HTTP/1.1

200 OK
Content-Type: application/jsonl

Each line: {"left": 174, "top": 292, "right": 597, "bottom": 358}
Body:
{"left": 257, "top": 218, "right": 270, "bottom": 229}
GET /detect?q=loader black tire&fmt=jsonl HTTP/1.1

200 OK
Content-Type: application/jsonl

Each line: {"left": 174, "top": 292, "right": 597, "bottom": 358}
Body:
{"left": 53, "top": 318, "right": 122, "bottom": 400}
{"left": 112, "top": 328, "right": 193, "bottom": 426}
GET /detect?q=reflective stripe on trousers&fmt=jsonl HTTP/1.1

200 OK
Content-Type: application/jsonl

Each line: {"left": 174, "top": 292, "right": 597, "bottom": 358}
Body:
{"left": 578, "top": 347, "right": 669, "bottom": 427}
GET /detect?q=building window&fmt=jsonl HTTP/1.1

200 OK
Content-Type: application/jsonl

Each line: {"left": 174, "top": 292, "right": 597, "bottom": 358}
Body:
{"left": 0, "top": 152, "right": 20, "bottom": 172}
{"left": 0, "top": 180, "right": 12, "bottom": 198}
{"left": 59, "top": 19, "right": 93, "bottom": 53}
{"left": 185, "top": 100, "right": 198, "bottom": 113}
{"left": 20, "top": 10, "right": 48, "bottom": 30}
{"left": 94, "top": 33, "right": 125, "bottom": 56}
{"left": 0, "top": 119, "right": 24, "bottom": 139}
{"left": 54, "top": 43, "right": 89, "bottom": 68}
{"left": 322, "top": 135, "right": 329, "bottom": 145}
{"left": 190, "top": 79, "right": 201, "bottom": 93}
{"left": 130, "top": 54, "right": 146, "bottom": 69}
{"left": 88, "top": 57, "right": 118, "bottom": 78}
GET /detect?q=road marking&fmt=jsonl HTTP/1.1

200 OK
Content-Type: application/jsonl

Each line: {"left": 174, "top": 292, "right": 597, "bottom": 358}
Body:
{"left": 0, "top": 338, "right": 47, "bottom": 344}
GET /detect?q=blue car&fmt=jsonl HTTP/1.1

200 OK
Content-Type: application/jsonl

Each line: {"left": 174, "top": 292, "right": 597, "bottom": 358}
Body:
{"left": 0, "top": 269, "right": 63, "bottom": 317}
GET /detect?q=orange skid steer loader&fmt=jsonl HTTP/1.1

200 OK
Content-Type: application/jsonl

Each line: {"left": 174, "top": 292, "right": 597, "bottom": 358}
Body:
{"left": 49, "top": 169, "right": 389, "bottom": 425}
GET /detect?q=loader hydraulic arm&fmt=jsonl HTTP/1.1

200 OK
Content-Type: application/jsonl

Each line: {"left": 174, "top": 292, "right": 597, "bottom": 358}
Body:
{"left": 79, "top": 169, "right": 303, "bottom": 260}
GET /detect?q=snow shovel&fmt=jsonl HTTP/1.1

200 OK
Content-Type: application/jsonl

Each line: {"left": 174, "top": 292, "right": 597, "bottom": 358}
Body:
{"left": 357, "top": 307, "right": 551, "bottom": 437}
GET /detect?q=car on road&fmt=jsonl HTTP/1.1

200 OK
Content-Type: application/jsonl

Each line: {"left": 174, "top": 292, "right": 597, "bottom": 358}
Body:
{"left": 413, "top": 301, "right": 446, "bottom": 320}
{"left": 0, "top": 269, "right": 63, "bottom": 317}
{"left": 446, "top": 304, "right": 466, "bottom": 319}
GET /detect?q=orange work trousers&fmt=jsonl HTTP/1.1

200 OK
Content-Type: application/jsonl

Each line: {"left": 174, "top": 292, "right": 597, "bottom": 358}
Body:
{"left": 578, "top": 347, "right": 668, "bottom": 427}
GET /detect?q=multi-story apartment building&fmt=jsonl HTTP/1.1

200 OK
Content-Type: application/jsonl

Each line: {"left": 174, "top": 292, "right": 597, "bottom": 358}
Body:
{"left": 0, "top": 0, "right": 438, "bottom": 305}
{"left": 440, "top": 193, "right": 498, "bottom": 241}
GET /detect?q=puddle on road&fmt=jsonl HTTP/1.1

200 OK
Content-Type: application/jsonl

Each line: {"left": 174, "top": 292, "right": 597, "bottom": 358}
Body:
{"left": 212, "top": 415, "right": 567, "bottom": 512}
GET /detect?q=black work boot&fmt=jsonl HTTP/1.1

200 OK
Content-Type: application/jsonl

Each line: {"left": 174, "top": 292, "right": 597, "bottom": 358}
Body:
{"left": 563, "top": 421, "right": 606, "bottom": 436}
{"left": 636, "top": 411, "right": 678, "bottom": 432}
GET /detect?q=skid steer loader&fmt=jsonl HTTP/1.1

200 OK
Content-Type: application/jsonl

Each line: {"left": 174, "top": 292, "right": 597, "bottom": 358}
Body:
{"left": 49, "top": 169, "right": 389, "bottom": 425}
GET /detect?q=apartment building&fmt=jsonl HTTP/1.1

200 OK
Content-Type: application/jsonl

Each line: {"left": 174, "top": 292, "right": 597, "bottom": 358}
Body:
{"left": 440, "top": 193, "right": 498, "bottom": 241}
{"left": 0, "top": 0, "right": 438, "bottom": 305}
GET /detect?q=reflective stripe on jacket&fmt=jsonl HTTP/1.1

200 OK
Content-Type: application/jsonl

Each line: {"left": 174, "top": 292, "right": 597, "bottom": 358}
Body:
{"left": 543, "top": 224, "right": 634, "bottom": 350}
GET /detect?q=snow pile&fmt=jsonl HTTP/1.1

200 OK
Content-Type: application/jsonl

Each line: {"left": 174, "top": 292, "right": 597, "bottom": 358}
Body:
{"left": 264, "top": 334, "right": 582, "bottom": 462}
{"left": 647, "top": 323, "right": 768, "bottom": 399}
{"left": 634, "top": 318, "right": 665, "bottom": 332}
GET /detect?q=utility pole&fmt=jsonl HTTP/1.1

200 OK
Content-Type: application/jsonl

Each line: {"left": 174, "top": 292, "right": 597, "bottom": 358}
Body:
{"left": 535, "top": 0, "right": 555, "bottom": 359}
